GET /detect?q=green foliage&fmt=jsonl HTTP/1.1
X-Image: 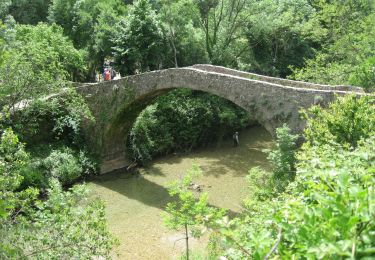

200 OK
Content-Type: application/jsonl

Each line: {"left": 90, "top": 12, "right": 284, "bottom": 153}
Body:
{"left": 4, "top": 0, "right": 372, "bottom": 85}
{"left": 48, "top": 0, "right": 125, "bottom": 48}
{"left": 164, "top": 164, "right": 226, "bottom": 258}
{"left": 193, "top": 0, "right": 250, "bottom": 67}
{"left": 1, "top": 180, "right": 116, "bottom": 259}
{"left": 267, "top": 124, "right": 298, "bottom": 191}
{"left": 0, "top": 0, "right": 11, "bottom": 20}
{"left": 1, "top": 89, "right": 93, "bottom": 147}
{"left": 113, "top": 0, "right": 165, "bottom": 75}
{"left": 241, "top": 0, "right": 319, "bottom": 76}
{"left": 41, "top": 147, "right": 83, "bottom": 185}
{"left": 218, "top": 137, "right": 375, "bottom": 259}
{"left": 5, "top": 0, "right": 50, "bottom": 25}
{"left": 0, "top": 10, "right": 113, "bottom": 259}
{"left": 0, "top": 23, "right": 85, "bottom": 118}
{"left": 20, "top": 144, "right": 97, "bottom": 189}
{"left": 350, "top": 56, "right": 375, "bottom": 92}
{"left": 0, "top": 129, "right": 115, "bottom": 258}
{"left": 127, "top": 89, "right": 251, "bottom": 163}
{"left": 209, "top": 95, "right": 375, "bottom": 259}
{"left": 284, "top": 139, "right": 374, "bottom": 259}
{"left": 302, "top": 95, "right": 375, "bottom": 148}
{"left": 14, "top": 23, "right": 85, "bottom": 80}
{"left": 245, "top": 167, "right": 274, "bottom": 203}
{"left": 0, "top": 128, "right": 29, "bottom": 192}
{"left": 158, "top": 0, "right": 208, "bottom": 67}
{"left": 291, "top": 1, "right": 375, "bottom": 90}
{"left": 48, "top": 0, "right": 125, "bottom": 78}
{"left": 50, "top": 90, "right": 95, "bottom": 144}
{"left": 244, "top": 125, "right": 298, "bottom": 208}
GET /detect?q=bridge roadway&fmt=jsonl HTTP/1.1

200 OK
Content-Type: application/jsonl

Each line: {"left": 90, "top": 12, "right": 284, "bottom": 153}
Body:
{"left": 76, "top": 64, "right": 365, "bottom": 173}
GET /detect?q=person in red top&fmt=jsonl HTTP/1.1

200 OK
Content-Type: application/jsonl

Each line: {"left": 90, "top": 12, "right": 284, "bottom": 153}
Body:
{"left": 104, "top": 69, "right": 111, "bottom": 81}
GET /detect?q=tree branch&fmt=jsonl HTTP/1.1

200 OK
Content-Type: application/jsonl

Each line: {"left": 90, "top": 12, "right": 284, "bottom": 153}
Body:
{"left": 264, "top": 227, "right": 282, "bottom": 260}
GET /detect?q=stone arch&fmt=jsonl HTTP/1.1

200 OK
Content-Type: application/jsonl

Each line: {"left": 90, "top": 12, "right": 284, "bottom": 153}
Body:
{"left": 77, "top": 65, "right": 364, "bottom": 173}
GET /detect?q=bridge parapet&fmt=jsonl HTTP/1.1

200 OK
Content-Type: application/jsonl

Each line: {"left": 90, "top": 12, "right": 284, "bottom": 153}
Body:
{"left": 191, "top": 64, "right": 364, "bottom": 92}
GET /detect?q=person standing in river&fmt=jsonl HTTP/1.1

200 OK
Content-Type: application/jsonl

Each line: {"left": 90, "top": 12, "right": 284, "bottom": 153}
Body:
{"left": 233, "top": 131, "right": 239, "bottom": 147}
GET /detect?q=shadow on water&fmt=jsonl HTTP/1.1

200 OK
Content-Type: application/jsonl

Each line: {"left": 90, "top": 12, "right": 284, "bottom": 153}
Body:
{"left": 91, "top": 171, "right": 170, "bottom": 209}
{"left": 89, "top": 126, "right": 273, "bottom": 219}
{"left": 91, "top": 171, "right": 239, "bottom": 218}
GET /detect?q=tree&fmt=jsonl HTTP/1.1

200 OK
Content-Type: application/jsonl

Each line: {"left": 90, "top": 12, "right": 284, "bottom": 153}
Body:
{"left": 113, "top": 0, "right": 165, "bottom": 75}
{"left": 213, "top": 95, "right": 375, "bottom": 259}
{"left": 0, "top": 129, "right": 116, "bottom": 258}
{"left": 267, "top": 124, "right": 298, "bottom": 192}
{"left": 241, "top": 0, "right": 320, "bottom": 76}
{"left": 290, "top": 0, "right": 375, "bottom": 90}
{"left": 164, "top": 164, "right": 225, "bottom": 259}
{"left": 193, "top": 0, "right": 249, "bottom": 66}
{"left": 302, "top": 95, "right": 375, "bottom": 148}
{"left": 158, "top": 0, "right": 208, "bottom": 68}
{"left": 0, "top": 23, "right": 85, "bottom": 120}
{"left": 91, "top": 1, "right": 123, "bottom": 73}
{"left": 5, "top": 0, "right": 51, "bottom": 24}
{"left": 0, "top": 0, "right": 11, "bottom": 20}
{"left": 48, "top": 0, "right": 126, "bottom": 79}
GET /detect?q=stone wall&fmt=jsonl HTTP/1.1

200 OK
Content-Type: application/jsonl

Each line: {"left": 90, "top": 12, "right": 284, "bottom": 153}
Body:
{"left": 76, "top": 65, "right": 367, "bottom": 173}
{"left": 191, "top": 64, "right": 365, "bottom": 92}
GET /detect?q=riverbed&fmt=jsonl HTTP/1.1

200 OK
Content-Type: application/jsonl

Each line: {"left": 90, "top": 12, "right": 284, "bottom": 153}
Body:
{"left": 87, "top": 126, "right": 274, "bottom": 259}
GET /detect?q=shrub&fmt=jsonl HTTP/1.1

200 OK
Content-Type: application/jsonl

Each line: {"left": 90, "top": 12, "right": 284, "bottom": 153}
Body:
{"left": 42, "top": 147, "right": 82, "bottom": 185}
{"left": 218, "top": 137, "right": 375, "bottom": 259}
{"left": 20, "top": 145, "right": 97, "bottom": 189}
{"left": 214, "top": 96, "right": 375, "bottom": 259}
{"left": 349, "top": 56, "right": 375, "bottom": 92}
{"left": 302, "top": 95, "right": 375, "bottom": 148}
{"left": 267, "top": 124, "right": 298, "bottom": 191}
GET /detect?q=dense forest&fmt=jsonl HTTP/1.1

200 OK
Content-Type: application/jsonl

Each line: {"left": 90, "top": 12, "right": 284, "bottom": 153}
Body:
{"left": 0, "top": 0, "right": 374, "bottom": 259}
{"left": 1, "top": 0, "right": 374, "bottom": 89}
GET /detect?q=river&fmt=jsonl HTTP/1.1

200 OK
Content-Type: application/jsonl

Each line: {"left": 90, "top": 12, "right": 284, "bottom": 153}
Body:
{"left": 87, "top": 126, "right": 274, "bottom": 259}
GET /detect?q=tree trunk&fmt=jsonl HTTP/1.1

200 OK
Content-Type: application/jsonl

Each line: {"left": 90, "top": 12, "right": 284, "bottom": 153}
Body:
{"left": 185, "top": 223, "right": 189, "bottom": 260}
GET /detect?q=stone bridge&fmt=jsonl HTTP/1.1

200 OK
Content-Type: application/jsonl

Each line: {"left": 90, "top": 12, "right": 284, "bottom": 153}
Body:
{"left": 77, "top": 64, "right": 364, "bottom": 173}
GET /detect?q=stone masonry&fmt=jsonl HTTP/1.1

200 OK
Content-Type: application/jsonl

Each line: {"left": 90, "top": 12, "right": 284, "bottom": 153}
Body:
{"left": 76, "top": 64, "right": 365, "bottom": 173}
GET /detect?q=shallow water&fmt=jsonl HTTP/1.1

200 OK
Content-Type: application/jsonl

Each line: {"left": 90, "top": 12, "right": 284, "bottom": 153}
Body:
{"left": 87, "top": 126, "right": 274, "bottom": 259}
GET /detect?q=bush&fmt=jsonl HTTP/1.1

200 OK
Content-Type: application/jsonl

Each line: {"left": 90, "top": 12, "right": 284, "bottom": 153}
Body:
{"left": 267, "top": 124, "right": 298, "bottom": 192}
{"left": 212, "top": 95, "right": 375, "bottom": 259}
{"left": 244, "top": 125, "right": 298, "bottom": 213}
{"left": 302, "top": 95, "right": 375, "bottom": 148}
{"left": 0, "top": 130, "right": 115, "bottom": 258}
{"left": 42, "top": 147, "right": 82, "bottom": 185}
{"left": 218, "top": 137, "right": 375, "bottom": 259}
{"left": 20, "top": 145, "right": 97, "bottom": 189}
{"left": 349, "top": 56, "right": 375, "bottom": 92}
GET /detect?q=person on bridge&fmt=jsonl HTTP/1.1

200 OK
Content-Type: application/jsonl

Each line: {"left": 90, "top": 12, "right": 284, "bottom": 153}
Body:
{"left": 104, "top": 68, "right": 111, "bottom": 81}
{"left": 233, "top": 131, "right": 239, "bottom": 147}
{"left": 111, "top": 68, "right": 117, "bottom": 80}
